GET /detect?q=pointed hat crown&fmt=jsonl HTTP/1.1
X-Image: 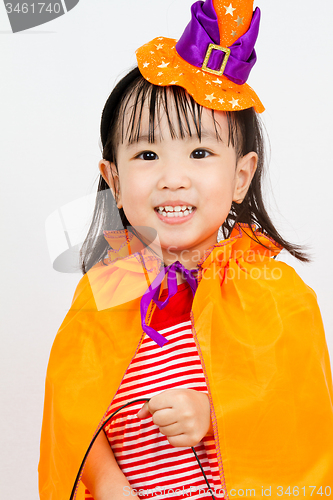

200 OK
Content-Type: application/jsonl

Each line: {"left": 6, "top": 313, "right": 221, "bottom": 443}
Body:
{"left": 136, "top": 0, "right": 264, "bottom": 112}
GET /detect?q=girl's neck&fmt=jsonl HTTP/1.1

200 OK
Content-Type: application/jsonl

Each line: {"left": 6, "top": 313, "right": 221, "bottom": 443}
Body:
{"left": 158, "top": 229, "right": 220, "bottom": 274}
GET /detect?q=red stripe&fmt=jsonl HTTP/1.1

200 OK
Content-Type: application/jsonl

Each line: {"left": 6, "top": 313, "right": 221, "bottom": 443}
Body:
{"left": 122, "top": 349, "right": 200, "bottom": 374}
{"left": 112, "top": 376, "right": 207, "bottom": 401}
{"left": 114, "top": 366, "right": 204, "bottom": 390}
{"left": 125, "top": 467, "right": 213, "bottom": 485}
{"left": 108, "top": 379, "right": 207, "bottom": 407}
{"left": 137, "top": 331, "right": 193, "bottom": 354}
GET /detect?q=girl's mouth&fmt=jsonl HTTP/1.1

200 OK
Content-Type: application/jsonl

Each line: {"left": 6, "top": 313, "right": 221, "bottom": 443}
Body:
{"left": 154, "top": 205, "right": 196, "bottom": 224}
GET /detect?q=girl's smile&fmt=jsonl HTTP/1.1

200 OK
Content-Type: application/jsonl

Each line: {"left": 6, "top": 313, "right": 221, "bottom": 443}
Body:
{"left": 154, "top": 201, "right": 196, "bottom": 224}
{"left": 99, "top": 92, "right": 257, "bottom": 269}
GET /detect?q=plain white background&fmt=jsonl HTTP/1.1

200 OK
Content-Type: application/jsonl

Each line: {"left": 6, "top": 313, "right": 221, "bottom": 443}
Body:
{"left": 1, "top": 1, "right": 332, "bottom": 498}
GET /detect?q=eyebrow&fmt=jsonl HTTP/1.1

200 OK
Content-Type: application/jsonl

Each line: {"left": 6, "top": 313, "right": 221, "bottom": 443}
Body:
{"left": 125, "top": 129, "right": 222, "bottom": 146}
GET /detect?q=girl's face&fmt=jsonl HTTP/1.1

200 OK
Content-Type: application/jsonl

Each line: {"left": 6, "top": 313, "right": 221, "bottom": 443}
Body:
{"left": 100, "top": 93, "right": 257, "bottom": 267}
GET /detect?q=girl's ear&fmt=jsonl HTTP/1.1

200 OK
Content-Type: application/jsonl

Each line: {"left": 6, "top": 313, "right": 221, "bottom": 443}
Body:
{"left": 232, "top": 152, "right": 258, "bottom": 204}
{"left": 98, "top": 159, "right": 123, "bottom": 209}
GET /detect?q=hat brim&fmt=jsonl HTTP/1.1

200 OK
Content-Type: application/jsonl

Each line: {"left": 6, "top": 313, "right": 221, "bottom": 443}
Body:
{"left": 136, "top": 37, "right": 264, "bottom": 113}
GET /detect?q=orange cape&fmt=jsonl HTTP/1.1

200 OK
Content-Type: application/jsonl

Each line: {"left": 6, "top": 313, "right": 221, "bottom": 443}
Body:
{"left": 39, "top": 224, "right": 333, "bottom": 499}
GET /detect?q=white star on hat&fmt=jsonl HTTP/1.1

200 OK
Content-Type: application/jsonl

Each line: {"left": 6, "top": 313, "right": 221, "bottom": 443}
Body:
{"left": 229, "top": 97, "right": 240, "bottom": 108}
{"left": 224, "top": 3, "right": 236, "bottom": 16}
{"left": 158, "top": 61, "right": 170, "bottom": 68}
{"left": 205, "top": 93, "right": 217, "bottom": 103}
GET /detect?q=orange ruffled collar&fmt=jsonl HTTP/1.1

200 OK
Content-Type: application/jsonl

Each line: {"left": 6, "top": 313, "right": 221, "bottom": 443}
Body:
{"left": 103, "top": 223, "right": 283, "bottom": 273}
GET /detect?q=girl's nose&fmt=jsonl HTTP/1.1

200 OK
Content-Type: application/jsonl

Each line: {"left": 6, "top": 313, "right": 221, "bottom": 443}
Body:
{"left": 156, "top": 159, "right": 192, "bottom": 190}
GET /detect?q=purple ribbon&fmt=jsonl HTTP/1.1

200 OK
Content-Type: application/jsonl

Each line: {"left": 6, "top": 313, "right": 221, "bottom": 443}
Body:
{"left": 140, "top": 261, "right": 198, "bottom": 347}
{"left": 176, "top": 0, "right": 261, "bottom": 85}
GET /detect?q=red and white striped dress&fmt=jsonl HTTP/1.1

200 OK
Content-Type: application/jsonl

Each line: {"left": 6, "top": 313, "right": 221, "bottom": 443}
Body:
{"left": 85, "top": 282, "right": 224, "bottom": 500}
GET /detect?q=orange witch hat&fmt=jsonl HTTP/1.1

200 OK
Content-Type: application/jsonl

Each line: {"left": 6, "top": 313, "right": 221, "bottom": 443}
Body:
{"left": 136, "top": 0, "right": 264, "bottom": 113}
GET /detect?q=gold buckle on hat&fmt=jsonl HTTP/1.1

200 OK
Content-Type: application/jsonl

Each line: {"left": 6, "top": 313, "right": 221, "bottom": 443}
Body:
{"left": 202, "top": 44, "right": 231, "bottom": 76}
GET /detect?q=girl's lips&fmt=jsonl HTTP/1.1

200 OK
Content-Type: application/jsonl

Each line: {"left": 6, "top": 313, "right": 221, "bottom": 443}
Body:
{"left": 154, "top": 208, "right": 196, "bottom": 224}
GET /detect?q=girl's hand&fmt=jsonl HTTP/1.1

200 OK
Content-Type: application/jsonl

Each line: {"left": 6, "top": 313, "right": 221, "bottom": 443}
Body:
{"left": 136, "top": 389, "right": 213, "bottom": 447}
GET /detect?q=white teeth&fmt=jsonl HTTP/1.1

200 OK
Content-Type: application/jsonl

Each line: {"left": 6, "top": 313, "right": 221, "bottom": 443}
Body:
{"left": 166, "top": 211, "right": 182, "bottom": 218}
{"left": 157, "top": 205, "right": 194, "bottom": 213}
{"left": 157, "top": 206, "right": 194, "bottom": 217}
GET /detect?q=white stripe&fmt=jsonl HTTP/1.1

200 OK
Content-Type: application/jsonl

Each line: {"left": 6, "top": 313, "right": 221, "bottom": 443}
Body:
{"left": 152, "top": 320, "right": 192, "bottom": 334}
{"left": 110, "top": 428, "right": 215, "bottom": 446}
{"left": 113, "top": 372, "right": 207, "bottom": 397}
{"left": 110, "top": 383, "right": 208, "bottom": 405}
{"left": 133, "top": 336, "right": 197, "bottom": 361}
{"left": 133, "top": 334, "right": 196, "bottom": 357}
{"left": 124, "top": 459, "right": 209, "bottom": 481}
{"left": 120, "top": 449, "right": 199, "bottom": 469}
{"left": 118, "top": 352, "right": 202, "bottom": 378}
{"left": 125, "top": 464, "right": 214, "bottom": 486}
{"left": 141, "top": 323, "right": 192, "bottom": 342}
{"left": 114, "top": 440, "right": 207, "bottom": 462}
{"left": 119, "top": 447, "right": 208, "bottom": 465}
{"left": 105, "top": 420, "right": 157, "bottom": 436}
{"left": 136, "top": 326, "right": 193, "bottom": 350}
{"left": 121, "top": 354, "right": 202, "bottom": 378}
{"left": 110, "top": 426, "right": 214, "bottom": 445}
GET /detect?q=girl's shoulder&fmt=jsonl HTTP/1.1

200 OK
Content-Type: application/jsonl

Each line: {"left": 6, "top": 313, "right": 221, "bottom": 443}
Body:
{"left": 232, "top": 224, "right": 318, "bottom": 302}
{"left": 244, "top": 254, "right": 319, "bottom": 310}
{"left": 266, "top": 257, "right": 318, "bottom": 302}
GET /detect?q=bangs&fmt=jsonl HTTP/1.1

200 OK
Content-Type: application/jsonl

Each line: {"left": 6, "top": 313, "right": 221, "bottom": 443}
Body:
{"left": 116, "top": 78, "right": 240, "bottom": 148}
{"left": 101, "top": 70, "right": 249, "bottom": 165}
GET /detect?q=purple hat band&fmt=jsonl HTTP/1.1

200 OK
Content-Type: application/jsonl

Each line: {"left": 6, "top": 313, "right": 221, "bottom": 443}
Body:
{"left": 140, "top": 261, "right": 198, "bottom": 347}
{"left": 175, "top": 0, "right": 260, "bottom": 85}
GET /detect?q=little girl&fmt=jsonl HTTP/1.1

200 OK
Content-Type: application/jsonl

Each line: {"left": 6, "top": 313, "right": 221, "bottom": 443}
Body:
{"left": 38, "top": 1, "right": 333, "bottom": 499}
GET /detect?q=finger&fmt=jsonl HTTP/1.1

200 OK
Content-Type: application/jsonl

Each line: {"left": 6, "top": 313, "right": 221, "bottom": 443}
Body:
{"left": 152, "top": 408, "right": 177, "bottom": 427}
{"left": 167, "top": 434, "right": 199, "bottom": 448}
{"left": 136, "top": 402, "right": 151, "bottom": 419}
{"left": 158, "top": 422, "right": 182, "bottom": 437}
{"left": 147, "top": 392, "right": 174, "bottom": 414}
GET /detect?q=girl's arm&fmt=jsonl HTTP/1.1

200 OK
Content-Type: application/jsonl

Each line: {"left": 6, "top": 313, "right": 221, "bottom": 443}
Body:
{"left": 81, "top": 430, "right": 140, "bottom": 500}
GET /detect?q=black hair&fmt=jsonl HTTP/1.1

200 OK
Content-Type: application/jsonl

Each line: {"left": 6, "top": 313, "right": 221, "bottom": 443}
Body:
{"left": 79, "top": 66, "right": 310, "bottom": 274}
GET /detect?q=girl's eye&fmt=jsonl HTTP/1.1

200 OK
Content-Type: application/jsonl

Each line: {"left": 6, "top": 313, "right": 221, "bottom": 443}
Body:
{"left": 137, "top": 151, "right": 158, "bottom": 161}
{"left": 190, "top": 149, "right": 211, "bottom": 159}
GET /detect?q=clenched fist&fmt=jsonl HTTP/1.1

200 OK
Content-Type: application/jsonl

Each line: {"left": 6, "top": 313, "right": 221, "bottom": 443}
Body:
{"left": 137, "top": 388, "right": 213, "bottom": 447}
